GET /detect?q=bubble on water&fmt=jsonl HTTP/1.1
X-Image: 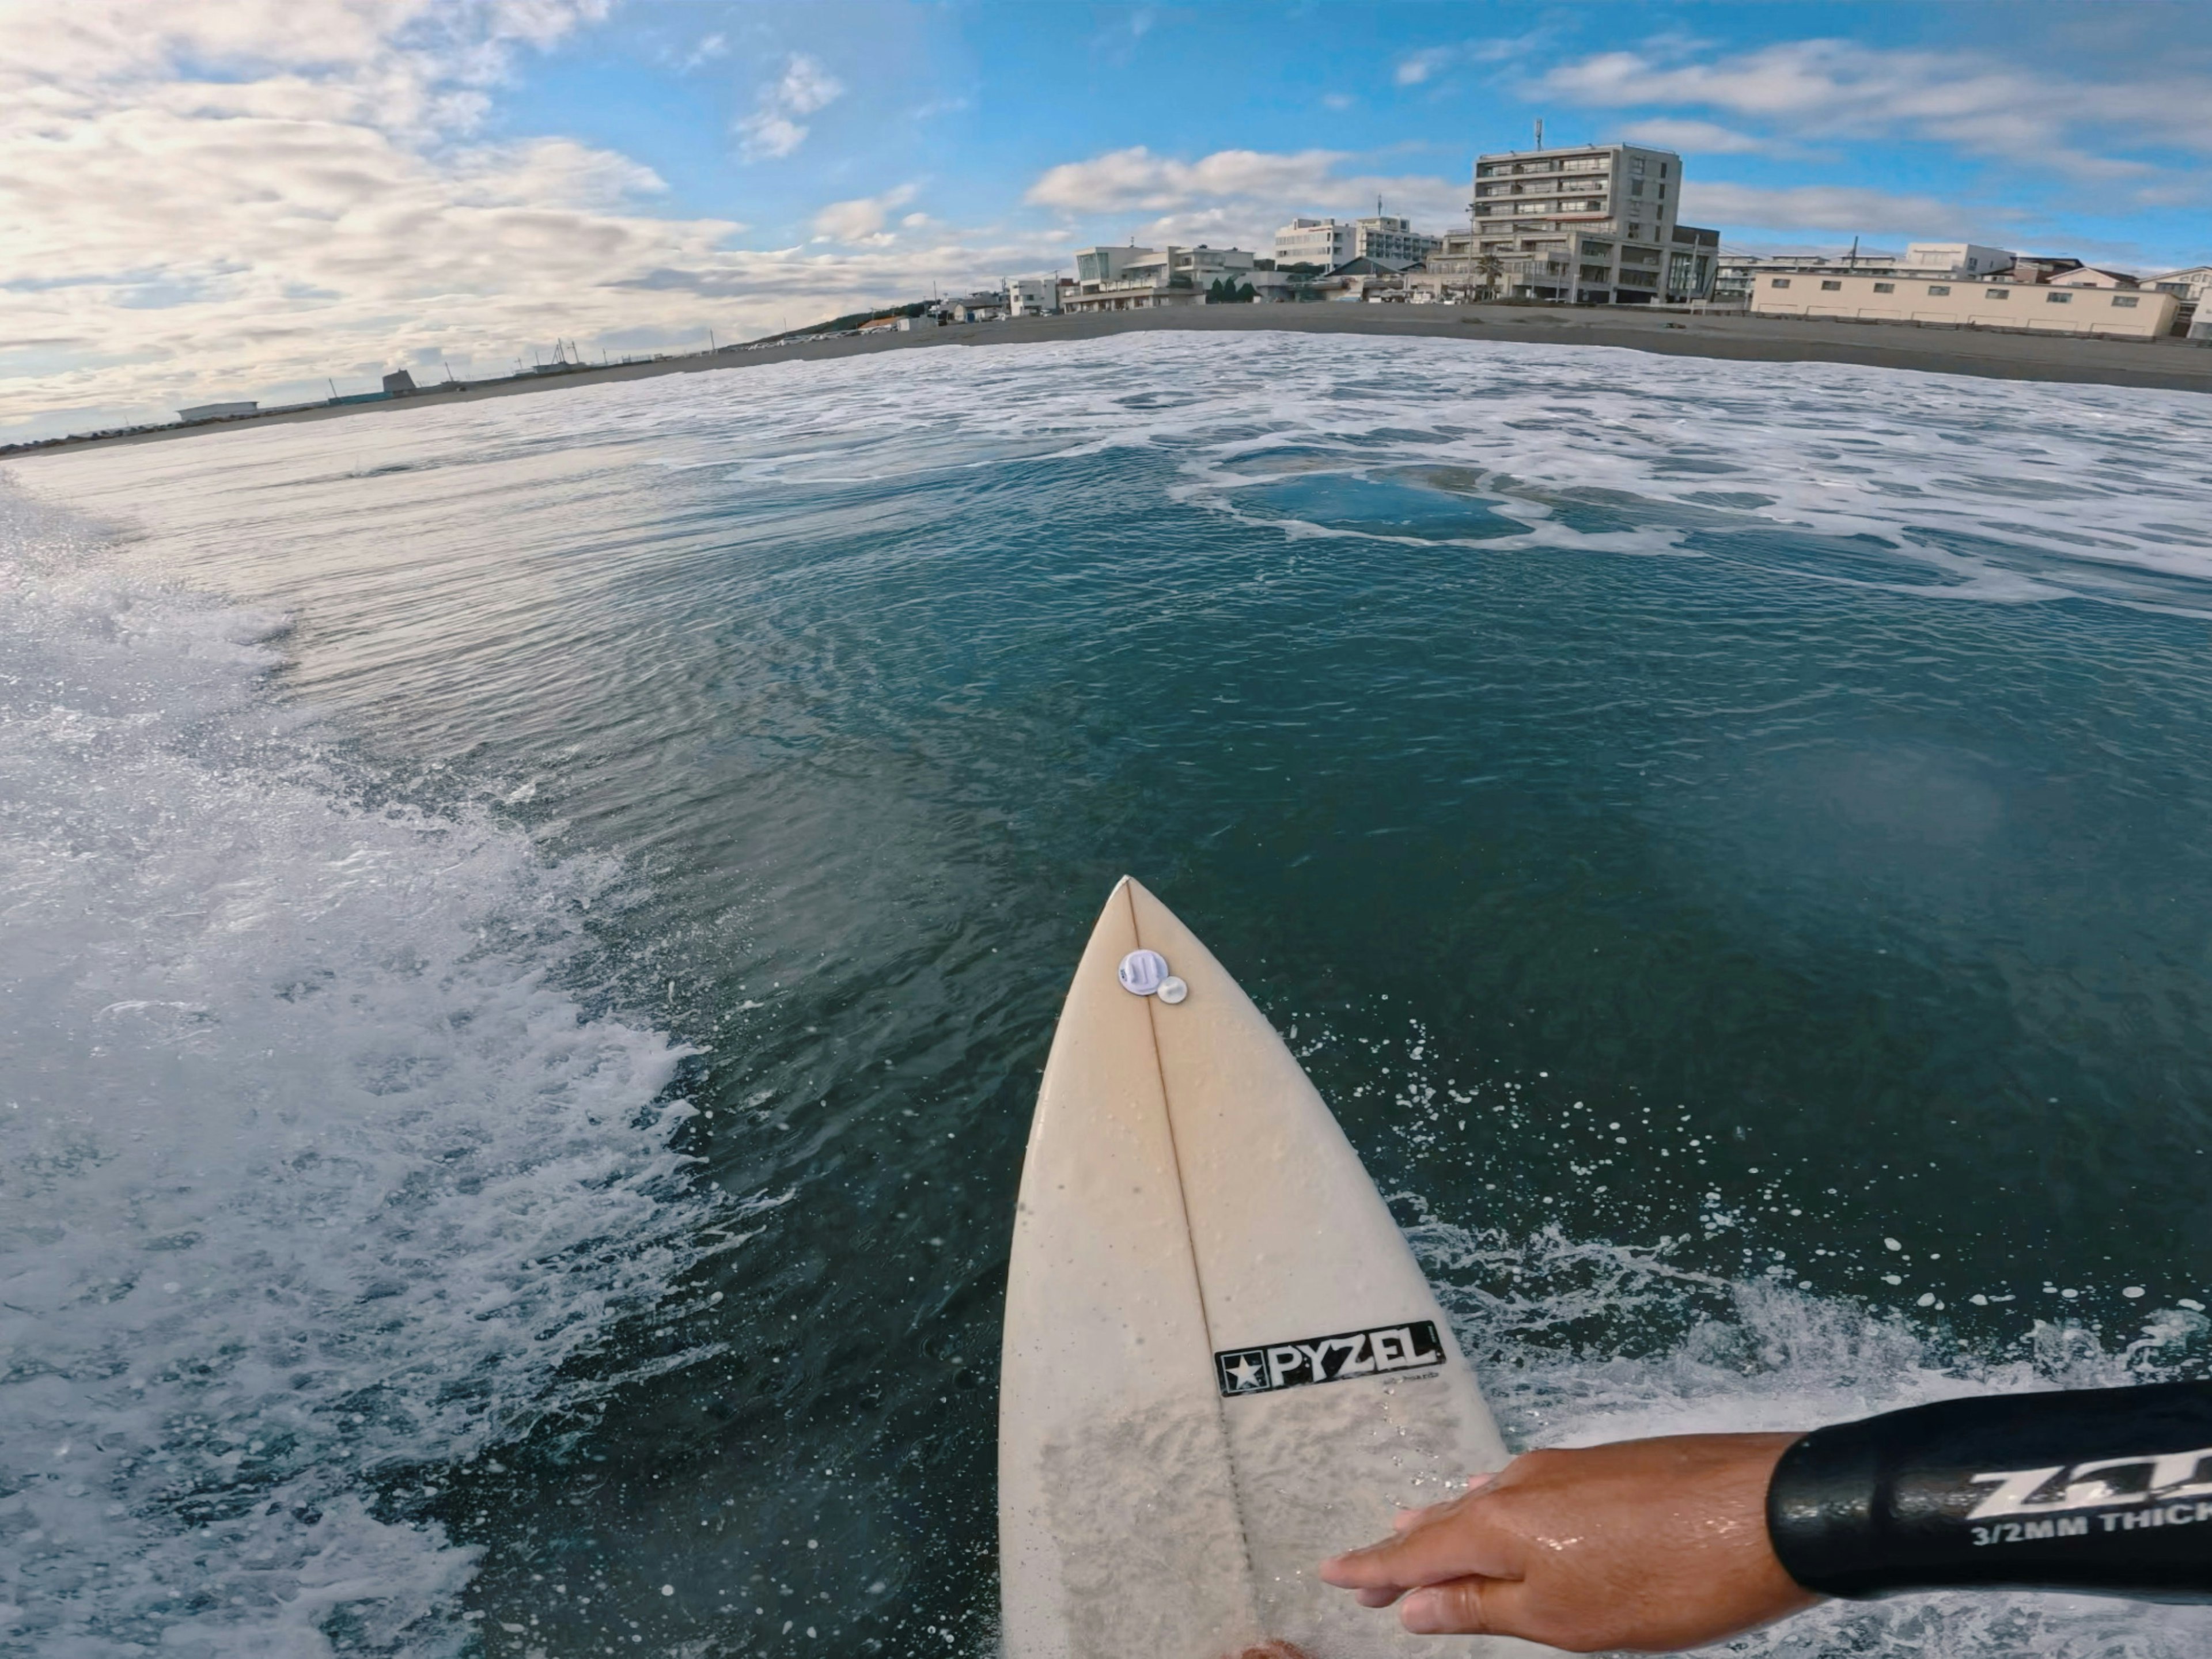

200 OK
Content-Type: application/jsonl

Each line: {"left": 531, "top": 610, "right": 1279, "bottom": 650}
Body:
{"left": 0, "top": 486, "right": 734, "bottom": 1656}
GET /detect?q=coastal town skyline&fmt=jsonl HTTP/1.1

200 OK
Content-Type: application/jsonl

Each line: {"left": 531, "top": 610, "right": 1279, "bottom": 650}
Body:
{"left": 9, "top": 1, "right": 2212, "bottom": 442}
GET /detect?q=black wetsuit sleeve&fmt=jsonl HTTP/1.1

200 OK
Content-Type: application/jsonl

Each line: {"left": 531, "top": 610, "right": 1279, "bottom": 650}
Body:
{"left": 1767, "top": 1380, "right": 2212, "bottom": 1601}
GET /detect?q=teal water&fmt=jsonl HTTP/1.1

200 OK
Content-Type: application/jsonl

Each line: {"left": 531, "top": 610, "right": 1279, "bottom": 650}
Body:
{"left": 7, "top": 332, "right": 2212, "bottom": 1656}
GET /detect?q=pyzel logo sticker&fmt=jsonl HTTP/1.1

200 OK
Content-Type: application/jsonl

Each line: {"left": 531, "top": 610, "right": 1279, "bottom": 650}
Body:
{"left": 1214, "top": 1321, "right": 1445, "bottom": 1398}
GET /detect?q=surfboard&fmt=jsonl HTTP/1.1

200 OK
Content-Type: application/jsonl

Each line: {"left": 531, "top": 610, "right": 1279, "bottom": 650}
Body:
{"left": 999, "top": 877, "right": 1531, "bottom": 1658}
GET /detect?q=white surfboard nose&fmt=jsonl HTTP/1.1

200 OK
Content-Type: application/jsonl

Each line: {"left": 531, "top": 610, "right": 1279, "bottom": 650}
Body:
{"left": 1001, "top": 878, "right": 1522, "bottom": 1658}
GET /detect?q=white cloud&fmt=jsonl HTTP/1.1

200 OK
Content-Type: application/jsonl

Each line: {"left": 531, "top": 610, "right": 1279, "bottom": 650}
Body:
{"left": 1620, "top": 118, "right": 1766, "bottom": 156}
{"left": 0, "top": 7, "right": 1035, "bottom": 440}
{"left": 1024, "top": 145, "right": 1471, "bottom": 257}
{"left": 813, "top": 184, "right": 919, "bottom": 245}
{"left": 1394, "top": 33, "right": 1548, "bottom": 88}
{"left": 681, "top": 32, "right": 726, "bottom": 73}
{"left": 736, "top": 52, "right": 844, "bottom": 161}
{"left": 1681, "top": 180, "right": 1978, "bottom": 238}
{"left": 1539, "top": 39, "right": 2211, "bottom": 184}
{"left": 1395, "top": 48, "right": 1452, "bottom": 88}
{"left": 1027, "top": 147, "right": 1353, "bottom": 214}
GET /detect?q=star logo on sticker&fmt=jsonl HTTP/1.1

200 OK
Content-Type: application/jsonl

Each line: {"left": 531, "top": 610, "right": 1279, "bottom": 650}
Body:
{"left": 1220, "top": 1350, "right": 1267, "bottom": 1393}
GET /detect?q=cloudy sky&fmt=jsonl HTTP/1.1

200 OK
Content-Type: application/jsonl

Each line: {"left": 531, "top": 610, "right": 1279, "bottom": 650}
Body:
{"left": 7, "top": 0, "right": 2212, "bottom": 441}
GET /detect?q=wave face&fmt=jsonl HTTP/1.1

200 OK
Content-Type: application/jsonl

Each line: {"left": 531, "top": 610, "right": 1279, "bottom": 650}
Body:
{"left": 0, "top": 488, "right": 713, "bottom": 1656}
{"left": 7, "top": 331, "right": 2212, "bottom": 1656}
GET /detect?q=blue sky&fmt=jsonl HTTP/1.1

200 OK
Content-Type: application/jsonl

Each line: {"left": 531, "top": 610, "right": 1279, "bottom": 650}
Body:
{"left": 6, "top": 1, "right": 2212, "bottom": 441}
{"left": 499, "top": 2, "right": 2212, "bottom": 259}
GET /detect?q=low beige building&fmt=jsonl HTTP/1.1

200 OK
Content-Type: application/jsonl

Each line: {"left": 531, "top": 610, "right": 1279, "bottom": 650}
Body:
{"left": 1752, "top": 271, "right": 2176, "bottom": 339}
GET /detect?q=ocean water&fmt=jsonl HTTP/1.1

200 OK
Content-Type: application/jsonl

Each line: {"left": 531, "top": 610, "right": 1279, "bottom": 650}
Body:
{"left": 5, "top": 330, "right": 2212, "bottom": 1658}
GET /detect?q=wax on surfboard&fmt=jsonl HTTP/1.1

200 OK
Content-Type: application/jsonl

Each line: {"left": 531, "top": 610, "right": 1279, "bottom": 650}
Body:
{"left": 999, "top": 877, "right": 1541, "bottom": 1658}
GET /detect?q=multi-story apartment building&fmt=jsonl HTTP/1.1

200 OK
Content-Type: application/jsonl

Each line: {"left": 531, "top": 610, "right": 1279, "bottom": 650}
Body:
{"left": 1066, "top": 244, "right": 1259, "bottom": 312}
{"left": 1274, "top": 214, "right": 1440, "bottom": 270}
{"left": 1426, "top": 142, "right": 1717, "bottom": 304}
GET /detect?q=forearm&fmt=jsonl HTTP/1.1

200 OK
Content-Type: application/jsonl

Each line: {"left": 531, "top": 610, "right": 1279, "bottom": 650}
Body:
{"left": 1768, "top": 1379, "right": 2212, "bottom": 1601}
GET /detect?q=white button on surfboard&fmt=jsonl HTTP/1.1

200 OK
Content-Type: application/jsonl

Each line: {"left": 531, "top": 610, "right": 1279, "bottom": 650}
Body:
{"left": 1155, "top": 975, "right": 1188, "bottom": 1004}
{"left": 1116, "top": 948, "right": 1169, "bottom": 995}
{"left": 1001, "top": 877, "right": 1520, "bottom": 1658}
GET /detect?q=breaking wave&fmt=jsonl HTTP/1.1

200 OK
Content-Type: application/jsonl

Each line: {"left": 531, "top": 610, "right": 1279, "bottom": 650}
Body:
{"left": 0, "top": 486, "right": 723, "bottom": 1657}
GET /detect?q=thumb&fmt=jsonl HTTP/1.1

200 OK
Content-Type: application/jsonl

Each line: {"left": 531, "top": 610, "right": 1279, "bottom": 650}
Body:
{"left": 1400, "top": 1575, "right": 1529, "bottom": 1638}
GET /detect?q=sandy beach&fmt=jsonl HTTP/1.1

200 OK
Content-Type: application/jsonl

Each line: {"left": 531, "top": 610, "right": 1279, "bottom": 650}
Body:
{"left": 18, "top": 301, "right": 2212, "bottom": 456}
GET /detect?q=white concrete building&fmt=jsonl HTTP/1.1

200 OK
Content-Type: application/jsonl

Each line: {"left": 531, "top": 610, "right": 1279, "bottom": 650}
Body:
{"left": 1274, "top": 215, "right": 1439, "bottom": 270}
{"left": 1752, "top": 270, "right": 2176, "bottom": 338}
{"left": 1904, "top": 243, "right": 2014, "bottom": 276}
{"left": 1005, "top": 276, "right": 1061, "bottom": 316}
{"left": 2148, "top": 266, "right": 2212, "bottom": 304}
{"left": 1073, "top": 245, "right": 1158, "bottom": 286}
{"left": 1066, "top": 244, "right": 1257, "bottom": 312}
{"left": 1433, "top": 142, "right": 1717, "bottom": 303}
{"left": 176, "top": 400, "right": 257, "bottom": 422}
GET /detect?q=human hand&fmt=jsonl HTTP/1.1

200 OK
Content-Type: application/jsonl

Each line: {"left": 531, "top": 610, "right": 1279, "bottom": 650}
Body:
{"left": 1317, "top": 1433, "right": 1818, "bottom": 1652}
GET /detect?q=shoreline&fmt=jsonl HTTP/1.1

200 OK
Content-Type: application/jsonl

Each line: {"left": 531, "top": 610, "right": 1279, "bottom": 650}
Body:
{"left": 16, "top": 304, "right": 2212, "bottom": 457}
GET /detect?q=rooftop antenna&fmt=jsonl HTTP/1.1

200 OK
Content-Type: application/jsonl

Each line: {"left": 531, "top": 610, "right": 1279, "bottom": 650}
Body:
{"left": 327, "top": 377, "right": 338, "bottom": 399}
{"left": 1848, "top": 234, "right": 1859, "bottom": 269}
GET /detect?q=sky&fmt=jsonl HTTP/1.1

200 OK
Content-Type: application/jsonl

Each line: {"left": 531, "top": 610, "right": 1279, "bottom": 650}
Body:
{"left": 7, "top": 0, "right": 2212, "bottom": 442}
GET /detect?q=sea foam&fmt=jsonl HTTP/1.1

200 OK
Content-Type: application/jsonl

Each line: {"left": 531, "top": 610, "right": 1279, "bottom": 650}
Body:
{"left": 0, "top": 486, "right": 716, "bottom": 1657}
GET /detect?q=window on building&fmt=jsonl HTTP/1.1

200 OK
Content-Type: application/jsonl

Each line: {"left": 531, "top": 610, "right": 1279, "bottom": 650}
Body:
{"left": 1630, "top": 179, "right": 1644, "bottom": 197}
{"left": 2113, "top": 295, "right": 2140, "bottom": 308}
{"left": 1873, "top": 282, "right": 1895, "bottom": 293}
{"left": 1988, "top": 288, "right": 2010, "bottom": 299}
{"left": 1926, "top": 285, "right": 1951, "bottom": 296}
{"left": 2047, "top": 291, "right": 2071, "bottom": 304}
{"left": 1630, "top": 156, "right": 1646, "bottom": 175}
{"left": 1820, "top": 279, "right": 1842, "bottom": 291}
{"left": 1660, "top": 162, "right": 1669, "bottom": 178}
{"left": 1770, "top": 278, "right": 1792, "bottom": 289}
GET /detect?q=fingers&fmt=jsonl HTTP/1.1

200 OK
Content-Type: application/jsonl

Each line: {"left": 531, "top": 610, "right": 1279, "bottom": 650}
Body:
{"left": 1318, "top": 1494, "right": 1517, "bottom": 1594}
{"left": 1400, "top": 1575, "right": 1524, "bottom": 1638}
